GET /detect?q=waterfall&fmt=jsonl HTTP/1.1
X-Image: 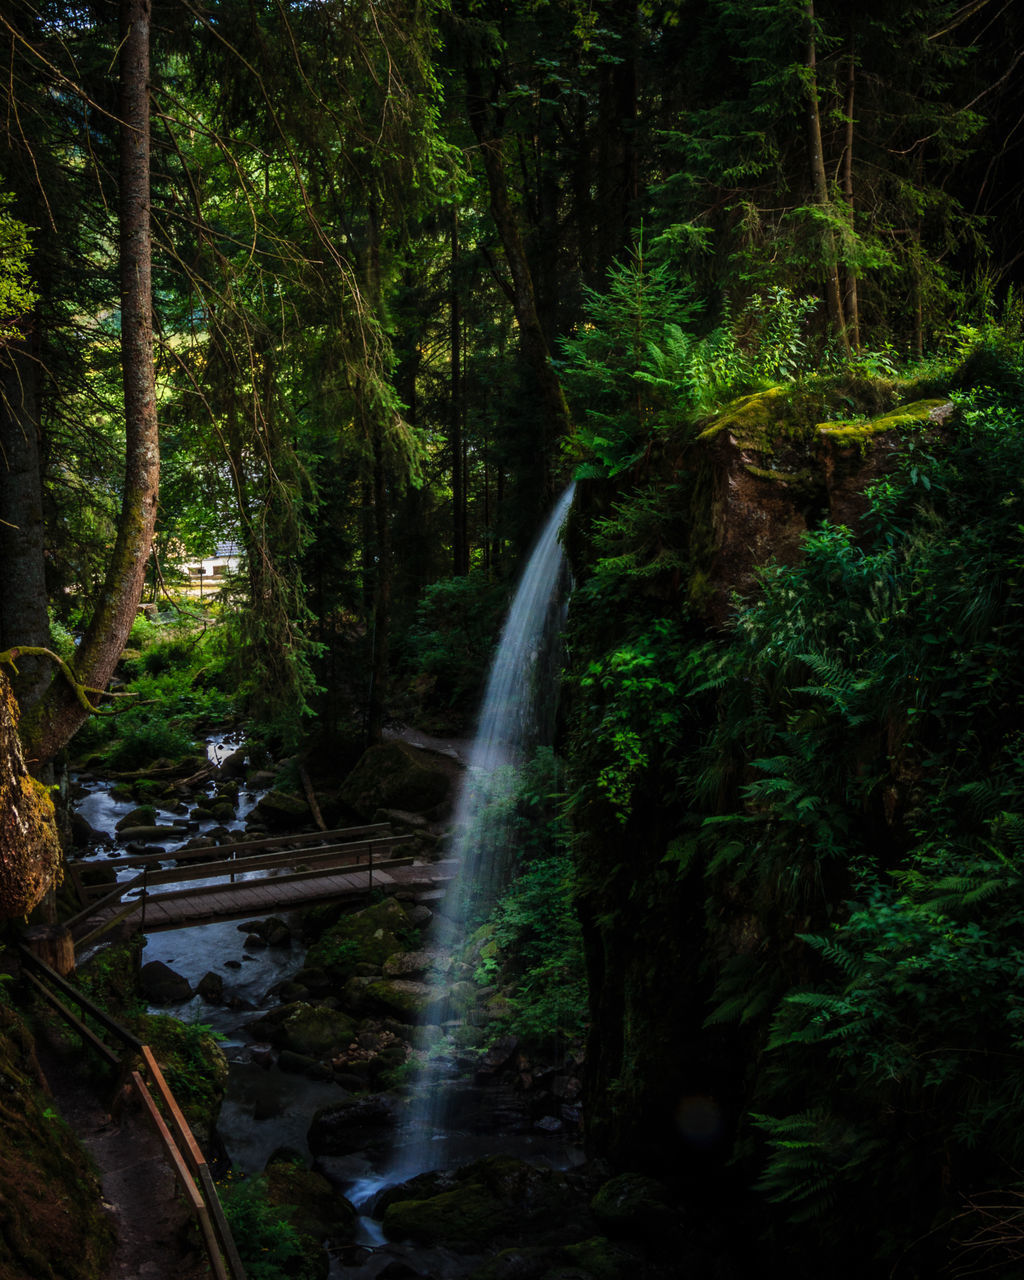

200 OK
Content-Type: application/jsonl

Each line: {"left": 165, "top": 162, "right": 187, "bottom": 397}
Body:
{"left": 386, "top": 483, "right": 575, "bottom": 1186}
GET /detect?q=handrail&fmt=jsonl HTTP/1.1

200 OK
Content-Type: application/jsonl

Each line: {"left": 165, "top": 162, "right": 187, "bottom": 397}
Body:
{"left": 17, "top": 945, "right": 247, "bottom": 1280}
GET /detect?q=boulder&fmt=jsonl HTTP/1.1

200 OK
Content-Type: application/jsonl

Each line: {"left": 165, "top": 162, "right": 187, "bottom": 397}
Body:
{"left": 115, "top": 805, "right": 157, "bottom": 831}
{"left": 360, "top": 978, "right": 440, "bottom": 1022}
{"left": 247, "top": 1001, "right": 356, "bottom": 1059}
{"left": 382, "top": 949, "right": 452, "bottom": 981}
{"left": 140, "top": 960, "right": 193, "bottom": 1005}
{"left": 197, "top": 971, "right": 224, "bottom": 1003}
{"left": 589, "top": 1173, "right": 675, "bottom": 1236}
{"left": 116, "top": 825, "right": 181, "bottom": 843}
{"left": 253, "top": 789, "right": 311, "bottom": 828}
{"left": 339, "top": 742, "right": 452, "bottom": 820}
{"left": 264, "top": 1154, "right": 358, "bottom": 1243}
{"left": 307, "top": 1095, "right": 399, "bottom": 1156}
{"left": 304, "top": 896, "right": 416, "bottom": 981}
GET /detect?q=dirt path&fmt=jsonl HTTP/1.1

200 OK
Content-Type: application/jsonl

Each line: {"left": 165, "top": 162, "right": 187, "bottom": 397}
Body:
{"left": 35, "top": 1031, "right": 208, "bottom": 1280}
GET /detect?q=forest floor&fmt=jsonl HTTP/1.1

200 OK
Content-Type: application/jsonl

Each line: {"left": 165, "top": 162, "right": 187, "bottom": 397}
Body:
{"left": 34, "top": 1025, "right": 208, "bottom": 1280}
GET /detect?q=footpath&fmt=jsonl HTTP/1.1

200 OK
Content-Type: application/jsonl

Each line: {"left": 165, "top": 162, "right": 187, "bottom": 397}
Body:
{"left": 35, "top": 1028, "right": 208, "bottom": 1280}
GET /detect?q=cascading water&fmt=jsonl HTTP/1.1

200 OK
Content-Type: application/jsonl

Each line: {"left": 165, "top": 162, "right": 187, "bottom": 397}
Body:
{"left": 402, "top": 480, "right": 575, "bottom": 1161}
{"left": 347, "top": 483, "right": 576, "bottom": 1218}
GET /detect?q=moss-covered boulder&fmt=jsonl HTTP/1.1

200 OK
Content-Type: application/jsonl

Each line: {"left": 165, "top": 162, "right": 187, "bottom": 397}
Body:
{"left": 339, "top": 741, "right": 452, "bottom": 819}
{"left": 0, "top": 1005, "right": 113, "bottom": 1279}
{"left": 246, "top": 1001, "right": 356, "bottom": 1059}
{"left": 115, "top": 804, "right": 157, "bottom": 830}
{"left": 264, "top": 1153, "right": 359, "bottom": 1242}
{"left": 382, "top": 1156, "right": 576, "bottom": 1249}
{"left": 589, "top": 1173, "right": 675, "bottom": 1236}
{"left": 253, "top": 789, "right": 311, "bottom": 828}
{"left": 304, "top": 896, "right": 417, "bottom": 982}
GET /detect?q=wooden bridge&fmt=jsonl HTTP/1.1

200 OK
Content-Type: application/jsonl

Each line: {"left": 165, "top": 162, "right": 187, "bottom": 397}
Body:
{"left": 64, "top": 824, "right": 457, "bottom": 953}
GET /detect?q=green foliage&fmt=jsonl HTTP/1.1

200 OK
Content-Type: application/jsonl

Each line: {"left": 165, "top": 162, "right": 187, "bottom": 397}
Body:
{"left": 218, "top": 1175, "right": 322, "bottom": 1280}
{"left": 561, "top": 244, "right": 818, "bottom": 478}
{"left": 469, "top": 748, "right": 586, "bottom": 1049}
{"left": 397, "top": 572, "right": 509, "bottom": 730}
{"left": 0, "top": 192, "right": 37, "bottom": 339}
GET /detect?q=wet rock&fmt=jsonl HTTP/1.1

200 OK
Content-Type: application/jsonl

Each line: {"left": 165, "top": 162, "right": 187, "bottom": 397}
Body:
{"left": 249, "top": 1043, "right": 274, "bottom": 1067}
{"left": 210, "top": 800, "right": 236, "bottom": 822}
{"left": 197, "top": 971, "right": 224, "bottom": 1003}
{"left": 115, "top": 805, "right": 157, "bottom": 831}
{"left": 339, "top": 741, "right": 452, "bottom": 820}
{"left": 217, "top": 746, "right": 248, "bottom": 779}
{"left": 243, "top": 933, "right": 267, "bottom": 951}
{"left": 117, "top": 824, "right": 180, "bottom": 843}
{"left": 307, "top": 1095, "right": 399, "bottom": 1156}
{"left": 402, "top": 903, "right": 433, "bottom": 929}
{"left": 140, "top": 959, "right": 193, "bottom": 1005}
{"left": 278, "top": 1050, "right": 332, "bottom": 1079}
{"left": 247, "top": 768, "right": 277, "bottom": 789}
{"left": 476, "top": 1035, "right": 519, "bottom": 1078}
{"left": 253, "top": 789, "right": 311, "bottom": 829}
{"left": 70, "top": 811, "right": 106, "bottom": 848}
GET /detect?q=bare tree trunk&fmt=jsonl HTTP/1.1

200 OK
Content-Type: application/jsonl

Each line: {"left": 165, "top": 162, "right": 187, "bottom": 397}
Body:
{"left": 805, "top": 0, "right": 851, "bottom": 357}
{"left": 21, "top": 0, "right": 159, "bottom": 768}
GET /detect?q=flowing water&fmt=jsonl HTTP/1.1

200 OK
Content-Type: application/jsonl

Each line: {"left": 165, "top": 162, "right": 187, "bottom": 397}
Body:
{"left": 344, "top": 484, "right": 578, "bottom": 1227}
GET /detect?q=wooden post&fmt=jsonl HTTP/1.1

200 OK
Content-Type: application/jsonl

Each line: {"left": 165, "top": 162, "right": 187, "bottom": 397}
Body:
{"left": 21, "top": 923, "right": 75, "bottom": 976}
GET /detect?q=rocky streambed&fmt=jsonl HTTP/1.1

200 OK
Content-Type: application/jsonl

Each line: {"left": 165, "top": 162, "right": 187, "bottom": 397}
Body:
{"left": 66, "top": 731, "right": 701, "bottom": 1280}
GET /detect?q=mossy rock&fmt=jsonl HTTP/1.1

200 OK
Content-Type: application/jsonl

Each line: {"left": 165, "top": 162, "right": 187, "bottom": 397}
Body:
{"left": 469, "top": 1245, "right": 557, "bottom": 1279}
{"left": 560, "top": 1237, "right": 636, "bottom": 1279}
{"left": 589, "top": 1173, "right": 674, "bottom": 1236}
{"left": 361, "top": 977, "right": 439, "bottom": 1021}
{"left": 816, "top": 397, "right": 949, "bottom": 448}
{"left": 382, "top": 1156, "right": 574, "bottom": 1249}
{"left": 136, "top": 1012, "right": 229, "bottom": 1144}
{"left": 338, "top": 740, "right": 452, "bottom": 819}
{"left": 307, "top": 1095, "right": 398, "bottom": 1156}
{"left": 115, "top": 804, "right": 157, "bottom": 830}
{"left": 253, "top": 789, "right": 311, "bottom": 828}
{"left": 247, "top": 1001, "right": 356, "bottom": 1059}
{"left": 305, "top": 897, "right": 416, "bottom": 981}
{"left": 264, "top": 1157, "right": 359, "bottom": 1243}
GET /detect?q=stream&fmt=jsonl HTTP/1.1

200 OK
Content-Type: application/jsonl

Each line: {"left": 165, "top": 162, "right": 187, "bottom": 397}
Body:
{"left": 70, "top": 729, "right": 583, "bottom": 1278}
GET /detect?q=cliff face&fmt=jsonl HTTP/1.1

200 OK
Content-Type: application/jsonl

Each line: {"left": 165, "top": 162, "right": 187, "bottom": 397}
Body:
{"left": 563, "top": 378, "right": 949, "bottom": 1177}
{"left": 0, "top": 669, "right": 62, "bottom": 918}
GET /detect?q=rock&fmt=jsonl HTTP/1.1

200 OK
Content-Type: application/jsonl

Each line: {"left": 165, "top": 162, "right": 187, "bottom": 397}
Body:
{"left": 248, "top": 1001, "right": 356, "bottom": 1059}
{"left": 264, "top": 1155, "right": 358, "bottom": 1243}
{"left": 381, "top": 1156, "right": 574, "bottom": 1249}
{"left": 70, "top": 811, "right": 106, "bottom": 848}
{"left": 247, "top": 768, "right": 277, "bottom": 788}
{"left": 339, "top": 741, "right": 452, "bottom": 820}
{"left": 382, "top": 949, "right": 451, "bottom": 981}
{"left": 402, "top": 904, "right": 433, "bottom": 928}
{"left": 589, "top": 1173, "right": 675, "bottom": 1235}
{"left": 253, "top": 789, "right": 311, "bottom": 829}
{"left": 115, "top": 805, "right": 157, "bottom": 831}
{"left": 116, "top": 825, "right": 181, "bottom": 842}
{"left": 361, "top": 978, "right": 440, "bottom": 1021}
{"left": 278, "top": 1050, "right": 332, "bottom": 1079}
{"left": 197, "top": 971, "right": 224, "bottom": 1003}
{"left": 210, "top": 800, "right": 236, "bottom": 822}
{"left": 305, "top": 896, "right": 417, "bottom": 982}
{"left": 307, "top": 1096, "right": 399, "bottom": 1156}
{"left": 217, "top": 746, "right": 248, "bottom": 779}
{"left": 140, "top": 960, "right": 193, "bottom": 1005}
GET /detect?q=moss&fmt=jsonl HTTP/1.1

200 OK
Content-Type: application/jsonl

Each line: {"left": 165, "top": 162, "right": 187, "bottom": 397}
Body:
{"left": 264, "top": 1156, "right": 358, "bottom": 1242}
{"left": 0, "top": 1005, "right": 114, "bottom": 1279}
{"left": 817, "top": 398, "right": 949, "bottom": 448}
{"left": 304, "top": 897, "right": 416, "bottom": 980}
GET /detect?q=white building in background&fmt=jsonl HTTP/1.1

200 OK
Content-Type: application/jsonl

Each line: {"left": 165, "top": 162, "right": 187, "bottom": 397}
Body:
{"left": 187, "top": 540, "right": 243, "bottom": 587}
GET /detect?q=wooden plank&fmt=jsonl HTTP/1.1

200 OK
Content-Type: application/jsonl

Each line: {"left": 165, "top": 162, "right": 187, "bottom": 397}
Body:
{"left": 197, "top": 1164, "right": 248, "bottom": 1280}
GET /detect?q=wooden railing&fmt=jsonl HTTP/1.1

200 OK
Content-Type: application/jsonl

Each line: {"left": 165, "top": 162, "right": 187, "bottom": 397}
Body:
{"left": 64, "top": 824, "right": 418, "bottom": 950}
{"left": 18, "top": 944, "right": 247, "bottom": 1280}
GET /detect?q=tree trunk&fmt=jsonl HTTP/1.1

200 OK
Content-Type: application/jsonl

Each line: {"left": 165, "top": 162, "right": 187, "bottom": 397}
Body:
{"left": 20, "top": 0, "right": 159, "bottom": 768}
{"left": 465, "top": 67, "right": 572, "bottom": 496}
{"left": 0, "top": 336, "right": 51, "bottom": 711}
{"left": 805, "top": 0, "right": 851, "bottom": 357}
{"left": 450, "top": 210, "right": 468, "bottom": 576}
{"left": 842, "top": 43, "right": 861, "bottom": 352}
